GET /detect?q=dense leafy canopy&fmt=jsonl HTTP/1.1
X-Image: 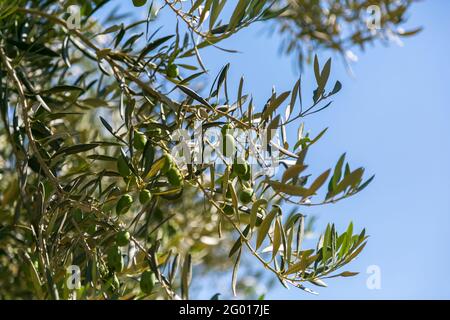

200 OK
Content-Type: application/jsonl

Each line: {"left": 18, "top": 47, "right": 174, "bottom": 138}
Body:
{"left": 0, "top": 0, "right": 417, "bottom": 299}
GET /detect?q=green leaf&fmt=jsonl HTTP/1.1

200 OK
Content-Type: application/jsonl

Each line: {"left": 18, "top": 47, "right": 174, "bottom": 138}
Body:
{"left": 228, "top": 0, "right": 248, "bottom": 31}
{"left": 256, "top": 208, "right": 277, "bottom": 250}
{"left": 269, "top": 180, "right": 308, "bottom": 197}
{"left": 335, "top": 167, "right": 364, "bottom": 194}
{"left": 330, "top": 81, "right": 342, "bottom": 95}
{"left": 357, "top": 174, "right": 375, "bottom": 192}
{"left": 319, "top": 58, "right": 331, "bottom": 90}
{"left": 288, "top": 78, "right": 300, "bottom": 117}
{"left": 261, "top": 91, "right": 290, "bottom": 122}
{"left": 87, "top": 155, "right": 117, "bottom": 162}
{"left": 285, "top": 251, "right": 318, "bottom": 275}
{"left": 229, "top": 226, "right": 250, "bottom": 257}
{"left": 199, "top": 0, "right": 213, "bottom": 26}
{"left": 209, "top": 0, "right": 226, "bottom": 30}
{"left": 138, "top": 35, "right": 174, "bottom": 62}
{"left": 54, "top": 143, "right": 99, "bottom": 157}
{"left": 7, "top": 38, "right": 59, "bottom": 57}
{"left": 177, "top": 85, "right": 212, "bottom": 108}
{"left": 306, "top": 169, "right": 330, "bottom": 196}
{"left": 250, "top": 199, "right": 267, "bottom": 229}
{"left": 281, "top": 164, "right": 306, "bottom": 184}
{"left": 38, "top": 85, "right": 84, "bottom": 95}
{"left": 231, "top": 248, "right": 241, "bottom": 297}
{"left": 272, "top": 218, "right": 282, "bottom": 260}
{"left": 181, "top": 253, "right": 192, "bottom": 300}
{"left": 313, "top": 55, "right": 320, "bottom": 84}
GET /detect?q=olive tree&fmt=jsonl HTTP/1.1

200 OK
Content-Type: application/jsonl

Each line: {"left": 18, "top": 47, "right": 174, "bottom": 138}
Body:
{"left": 0, "top": 0, "right": 417, "bottom": 299}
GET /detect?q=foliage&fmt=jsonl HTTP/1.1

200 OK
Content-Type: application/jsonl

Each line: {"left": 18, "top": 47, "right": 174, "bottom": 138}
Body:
{"left": 0, "top": 0, "right": 416, "bottom": 299}
{"left": 274, "top": 0, "right": 420, "bottom": 69}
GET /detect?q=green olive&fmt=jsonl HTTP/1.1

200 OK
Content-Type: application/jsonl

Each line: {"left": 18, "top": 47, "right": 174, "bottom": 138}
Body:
{"left": 221, "top": 203, "right": 234, "bottom": 215}
{"left": 239, "top": 187, "right": 253, "bottom": 204}
{"left": 225, "top": 185, "right": 232, "bottom": 199}
{"left": 233, "top": 158, "right": 248, "bottom": 177}
{"left": 166, "top": 64, "right": 179, "bottom": 78}
{"left": 166, "top": 167, "right": 183, "bottom": 186}
{"left": 86, "top": 223, "right": 97, "bottom": 235}
{"left": 133, "top": 131, "right": 147, "bottom": 150}
{"left": 139, "top": 189, "right": 152, "bottom": 205}
{"left": 140, "top": 270, "right": 156, "bottom": 294}
{"left": 161, "top": 153, "right": 173, "bottom": 174}
{"left": 115, "top": 230, "right": 131, "bottom": 247}
{"left": 240, "top": 166, "right": 251, "bottom": 181}
{"left": 116, "top": 194, "right": 133, "bottom": 215}
{"left": 132, "top": 0, "right": 147, "bottom": 7}
{"left": 117, "top": 155, "right": 131, "bottom": 177}
{"left": 107, "top": 246, "right": 123, "bottom": 272}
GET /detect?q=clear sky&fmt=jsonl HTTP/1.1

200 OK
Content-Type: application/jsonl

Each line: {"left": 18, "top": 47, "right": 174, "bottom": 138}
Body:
{"left": 117, "top": 0, "right": 450, "bottom": 299}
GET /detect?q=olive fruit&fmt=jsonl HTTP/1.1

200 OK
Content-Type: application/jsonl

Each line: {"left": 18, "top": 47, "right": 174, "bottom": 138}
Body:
{"left": 117, "top": 155, "right": 131, "bottom": 177}
{"left": 139, "top": 189, "right": 152, "bottom": 205}
{"left": 167, "top": 167, "right": 183, "bottom": 187}
{"left": 140, "top": 270, "right": 156, "bottom": 294}
{"left": 225, "top": 186, "right": 232, "bottom": 199}
{"left": 239, "top": 187, "right": 253, "bottom": 204}
{"left": 233, "top": 158, "right": 248, "bottom": 177}
{"left": 116, "top": 194, "right": 133, "bottom": 215}
{"left": 107, "top": 246, "right": 123, "bottom": 272}
{"left": 161, "top": 153, "right": 173, "bottom": 174}
{"left": 133, "top": 131, "right": 147, "bottom": 150}
{"left": 166, "top": 64, "right": 179, "bottom": 78}
{"left": 240, "top": 166, "right": 251, "bottom": 181}
{"left": 221, "top": 203, "right": 234, "bottom": 215}
{"left": 115, "top": 230, "right": 131, "bottom": 247}
{"left": 132, "top": 0, "right": 147, "bottom": 7}
{"left": 86, "top": 221, "right": 97, "bottom": 235}
{"left": 222, "top": 134, "right": 235, "bottom": 158}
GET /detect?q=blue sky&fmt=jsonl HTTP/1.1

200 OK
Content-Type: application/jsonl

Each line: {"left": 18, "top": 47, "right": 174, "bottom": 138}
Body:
{"left": 115, "top": 0, "right": 450, "bottom": 299}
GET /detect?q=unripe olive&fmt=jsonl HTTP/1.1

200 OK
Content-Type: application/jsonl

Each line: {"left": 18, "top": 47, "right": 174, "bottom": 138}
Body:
{"left": 161, "top": 153, "right": 173, "bottom": 174}
{"left": 86, "top": 222, "right": 97, "bottom": 235}
{"left": 133, "top": 131, "right": 147, "bottom": 150}
{"left": 240, "top": 166, "right": 251, "bottom": 181}
{"left": 239, "top": 187, "right": 253, "bottom": 204}
{"left": 225, "top": 187, "right": 232, "bottom": 199}
{"left": 132, "top": 0, "right": 147, "bottom": 7}
{"left": 140, "top": 270, "right": 156, "bottom": 294}
{"left": 117, "top": 155, "right": 131, "bottom": 177}
{"left": 221, "top": 203, "right": 234, "bottom": 215}
{"left": 166, "top": 64, "right": 179, "bottom": 78}
{"left": 107, "top": 246, "right": 123, "bottom": 272}
{"left": 115, "top": 230, "right": 131, "bottom": 247}
{"left": 139, "top": 189, "right": 152, "bottom": 205}
{"left": 222, "top": 134, "right": 235, "bottom": 158}
{"left": 233, "top": 158, "right": 248, "bottom": 177}
{"left": 116, "top": 194, "right": 133, "bottom": 215}
{"left": 167, "top": 167, "right": 183, "bottom": 186}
